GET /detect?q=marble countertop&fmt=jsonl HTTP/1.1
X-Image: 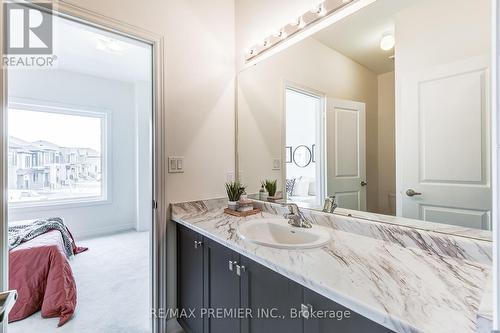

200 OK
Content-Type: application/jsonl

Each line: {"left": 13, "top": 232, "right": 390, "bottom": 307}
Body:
{"left": 171, "top": 199, "right": 491, "bottom": 333}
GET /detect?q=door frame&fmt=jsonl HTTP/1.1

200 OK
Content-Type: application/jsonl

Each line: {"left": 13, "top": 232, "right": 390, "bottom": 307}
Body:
{"left": 0, "top": 2, "right": 166, "bottom": 333}
{"left": 492, "top": 0, "right": 499, "bottom": 329}
{"left": 283, "top": 83, "right": 326, "bottom": 207}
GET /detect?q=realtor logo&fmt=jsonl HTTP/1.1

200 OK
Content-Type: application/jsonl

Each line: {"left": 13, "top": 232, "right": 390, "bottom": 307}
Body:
{"left": 4, "top": 2, "right": 53, "bottom": 55}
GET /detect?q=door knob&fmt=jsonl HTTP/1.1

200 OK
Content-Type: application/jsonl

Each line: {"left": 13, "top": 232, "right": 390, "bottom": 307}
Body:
{"left": 406, "top": 189, "right": 422, "bottom": 197}
{"left": 360, "top": 181, "right": 367, "bottom": 187}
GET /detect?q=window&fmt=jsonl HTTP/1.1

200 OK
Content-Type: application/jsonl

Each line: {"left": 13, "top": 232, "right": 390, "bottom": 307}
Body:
{"left": 8, "top": 106, "right": 107, "bottom": 206}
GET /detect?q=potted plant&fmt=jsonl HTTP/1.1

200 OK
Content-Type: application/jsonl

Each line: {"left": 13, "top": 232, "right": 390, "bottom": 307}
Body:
{"left": 225, "top": 181, "right": 245, "bottom": 210}
{"left": 262, "top": 179, "right": 277, "bottom": 198}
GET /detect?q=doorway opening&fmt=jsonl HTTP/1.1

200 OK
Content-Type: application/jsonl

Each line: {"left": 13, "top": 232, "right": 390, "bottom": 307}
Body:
{"left": 285, "top": 87, "right": 325, "bottom": 208}
{"left": 6, "top": 10, "right": 154, "bottom": 333}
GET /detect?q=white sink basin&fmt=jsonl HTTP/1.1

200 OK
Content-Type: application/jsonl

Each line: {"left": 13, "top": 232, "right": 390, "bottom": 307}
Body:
{"left": 237, "top": 218, "right": 331, "bottom": 249}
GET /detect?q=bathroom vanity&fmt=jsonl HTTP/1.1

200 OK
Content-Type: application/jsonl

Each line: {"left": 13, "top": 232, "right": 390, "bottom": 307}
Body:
{"left": 177, "top": 224, "right": 390, "bottom": 333}
{"left": 172, "top": 199, "right": 491, "bottom": 333}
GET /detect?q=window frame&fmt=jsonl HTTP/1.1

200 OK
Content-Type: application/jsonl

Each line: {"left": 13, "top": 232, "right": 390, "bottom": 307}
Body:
{"left": 7, "top": 98, "right": 111, "bottom": 211}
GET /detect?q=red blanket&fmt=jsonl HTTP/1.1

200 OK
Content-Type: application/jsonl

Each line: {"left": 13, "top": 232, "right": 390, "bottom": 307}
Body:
{"left": 8, "top": 229, "right": 87, "bottom": 326}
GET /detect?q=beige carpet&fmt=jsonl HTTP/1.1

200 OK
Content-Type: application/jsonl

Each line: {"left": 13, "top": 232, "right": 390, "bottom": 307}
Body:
{"left": 9, "top": 230, "right": 151, "bottom": 333}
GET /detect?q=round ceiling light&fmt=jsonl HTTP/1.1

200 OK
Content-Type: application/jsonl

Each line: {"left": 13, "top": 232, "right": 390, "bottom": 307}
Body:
{"left": 380, "top": 33, "right": 395, "bottom": 51}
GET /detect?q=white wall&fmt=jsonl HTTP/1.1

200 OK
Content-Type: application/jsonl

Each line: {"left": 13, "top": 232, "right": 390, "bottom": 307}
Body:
{"left": 377, "top": 71, "right": 395, "bottom": 215}
{"left": 135, "top": 81, "right": 153, "bottom": 232}
{"left": 8, "top": 69, "right": 152, "bottom": 238}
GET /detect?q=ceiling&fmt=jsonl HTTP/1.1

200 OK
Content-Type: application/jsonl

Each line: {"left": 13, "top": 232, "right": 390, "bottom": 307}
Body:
{"left": 51, "top": 16, "right": 152, "bottom": 83}
{"left": 313, "top": 0, "right": 419, "bottom": 74}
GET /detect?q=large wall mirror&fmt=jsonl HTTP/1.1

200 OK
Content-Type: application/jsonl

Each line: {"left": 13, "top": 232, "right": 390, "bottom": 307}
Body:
{"left": 237, "top": 0, "right": 492, "bottom": 235}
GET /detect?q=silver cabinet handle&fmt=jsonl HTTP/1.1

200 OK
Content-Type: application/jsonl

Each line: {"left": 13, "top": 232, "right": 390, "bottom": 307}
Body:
{"left": 228, "top": 261, "right": 234, "bottom": 271}
{"left": 193, "top": 240, "right": 203, "bottom": 249}
{"left": 236, "top": 264, "right": 246, "bottom": 276}
{"left": 406, "top": 189, "right": 422, "bottom": 197}
{"left": 301, "top": 304, "right": 313, "bottom": 319}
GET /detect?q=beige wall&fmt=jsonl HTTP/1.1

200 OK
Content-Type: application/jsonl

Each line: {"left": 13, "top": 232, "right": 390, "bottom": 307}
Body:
{"left": 238, "top": 37, "right": 379, "bottom": 211}
{"left": 377, "top": 71, "right": 395, "bottom": 215}
{"left": 59, "top": 0, "right": 236, "bottom": 319}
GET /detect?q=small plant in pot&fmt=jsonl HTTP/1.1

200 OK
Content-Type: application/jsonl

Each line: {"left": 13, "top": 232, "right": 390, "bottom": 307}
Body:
{"left": 262, "top": 179, "right": 277, "bottom": 198}
{"left": 225, "top": 181, "right": 246, "bottom": 211}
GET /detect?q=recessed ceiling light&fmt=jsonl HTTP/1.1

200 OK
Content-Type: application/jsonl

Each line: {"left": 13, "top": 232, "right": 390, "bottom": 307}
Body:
{"left": 380, "top": 33, "right": 395, "bottom": 51}
{"left": 96, "top": 37, "right": 126, "bottom": 54}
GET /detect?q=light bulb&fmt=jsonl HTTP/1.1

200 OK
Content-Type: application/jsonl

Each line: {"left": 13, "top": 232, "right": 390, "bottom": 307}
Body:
{"left": 380, "top": 33, "right": 395, "bottom": 51}
{"left": 298, "top": 18, "right": 306, "bottom": 28}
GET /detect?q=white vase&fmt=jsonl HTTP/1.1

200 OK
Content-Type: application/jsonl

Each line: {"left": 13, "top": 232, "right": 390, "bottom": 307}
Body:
{"left": 259, "top": 191, "right": 268, "bottom": 201}
{"left": 228, "top": 201, "right": 238, "bottom": 211}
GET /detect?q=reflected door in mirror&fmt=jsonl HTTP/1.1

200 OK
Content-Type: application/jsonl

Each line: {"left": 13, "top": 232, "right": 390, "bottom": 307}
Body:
{"left": 327, "top": 99, "right": 366, "bottom": 211}
{"left": 399, "top": 56, "right": 491, "bottom": 229}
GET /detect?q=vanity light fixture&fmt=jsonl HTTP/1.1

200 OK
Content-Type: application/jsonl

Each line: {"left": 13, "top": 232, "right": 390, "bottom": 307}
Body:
{"left": 379, "top": 32, "right": 395, "bottom": 51}
{"left": 245, "top": 0, "right": 355, "bottom": 61}
{"left": 298, "top": 17, "right": 307, "bottom": 29}
{"left": 278, "top": 29, "right": 288, "bottom": 40}
{"left": 311, "top": 3, "right": 326, "bottom": 17}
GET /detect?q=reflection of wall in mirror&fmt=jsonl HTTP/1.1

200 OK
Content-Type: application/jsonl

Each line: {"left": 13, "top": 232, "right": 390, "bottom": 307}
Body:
{"left": 237, "top": 38, "right": 378, "bottom": 209}
{"left": 377, "top": 71, "right": 395, "bottom": 216}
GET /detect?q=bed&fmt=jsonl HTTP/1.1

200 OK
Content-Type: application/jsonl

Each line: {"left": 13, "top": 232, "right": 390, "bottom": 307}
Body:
{"left": 286, "top": 177, "right": 319, "bottom": 207}
{"left": 8, "top": 219, "right": 86, "bottom": 326}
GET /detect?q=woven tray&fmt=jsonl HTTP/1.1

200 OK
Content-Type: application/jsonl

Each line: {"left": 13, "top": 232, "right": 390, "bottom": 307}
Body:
{"left": 224, "top": 208, "right": 262, "bottom": 217}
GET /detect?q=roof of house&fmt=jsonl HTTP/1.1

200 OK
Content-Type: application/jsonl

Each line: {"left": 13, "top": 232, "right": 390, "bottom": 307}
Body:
{"left": 8, "top": 136, "right": 100, "bottom": 156}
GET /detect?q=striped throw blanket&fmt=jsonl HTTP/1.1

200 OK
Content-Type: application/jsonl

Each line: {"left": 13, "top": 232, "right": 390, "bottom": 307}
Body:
{"left": 8, "top": 217, "right": 75, "bottom": 258}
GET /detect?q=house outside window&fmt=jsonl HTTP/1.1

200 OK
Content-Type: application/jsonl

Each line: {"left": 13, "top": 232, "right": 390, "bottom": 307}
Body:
{"left": 8, "top": 104, "right": 108, "bottom": 206}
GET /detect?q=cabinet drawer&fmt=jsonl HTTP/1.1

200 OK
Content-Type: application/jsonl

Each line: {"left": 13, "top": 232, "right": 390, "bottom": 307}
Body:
{"left": 303, "top": 289, "right": 393, "bottom": 333}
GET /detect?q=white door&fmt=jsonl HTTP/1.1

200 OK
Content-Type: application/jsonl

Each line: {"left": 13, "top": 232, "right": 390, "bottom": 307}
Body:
{"left": 326, "top": 99, "right": 366, "bottom": 211}
{"left": 398, "top": 56, "right": 491, "bottom": 229}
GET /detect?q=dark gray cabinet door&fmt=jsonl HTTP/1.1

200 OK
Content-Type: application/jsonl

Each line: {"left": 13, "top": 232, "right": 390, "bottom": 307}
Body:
{"left": 303, "top": 289, "right": 394, "bottom": 333}
{"left": 177, "top": 225, "right": 204, "bottom": 333}
{"left": 203, "top": 238, "right": 241, "bottom": 333}
{"left": 240, "top": 256, "right": 303, "bottom": 333}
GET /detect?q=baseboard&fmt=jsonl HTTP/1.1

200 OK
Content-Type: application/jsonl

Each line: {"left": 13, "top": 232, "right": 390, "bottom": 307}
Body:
{"left": 76, "top": 223, "right": 136, "bottom": 240}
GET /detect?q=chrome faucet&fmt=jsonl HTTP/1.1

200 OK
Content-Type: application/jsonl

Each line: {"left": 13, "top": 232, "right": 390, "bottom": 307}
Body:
{"left": 322, "top": 196, "right": 337, "bottom": 213}
{"left": 283, "top": 203, "right": 312, "bottom": 228}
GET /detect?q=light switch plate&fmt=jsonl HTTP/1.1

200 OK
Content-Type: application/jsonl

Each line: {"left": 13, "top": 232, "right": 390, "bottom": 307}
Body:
{"left": 168, "top": 156, "right": 184, "bottom": 173}
{"left": 226, "top": 172, "right": 235, "bottom": 182}
{"left": 272, "top": 158, "right": 281, "bottom": 170}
